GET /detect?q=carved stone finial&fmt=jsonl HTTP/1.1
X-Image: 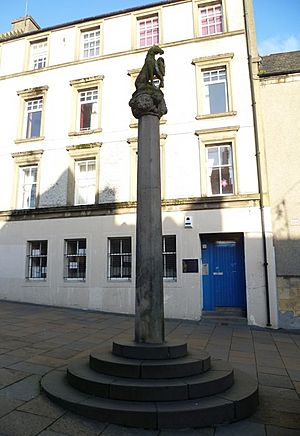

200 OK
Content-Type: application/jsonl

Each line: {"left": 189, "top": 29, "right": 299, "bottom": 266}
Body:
{"left": 129, "top": 45, "right": 167, "bottom": 119}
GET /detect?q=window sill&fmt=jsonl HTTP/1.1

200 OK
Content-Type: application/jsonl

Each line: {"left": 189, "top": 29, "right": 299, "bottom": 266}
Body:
{"left": 15, "top": 136, "right": 45, "bottom": 144}
{"left": 26, "top": 278, "right": 47, "bottom": 281}
{"left": 68, "top": 128, "right": 102, "bottom": 137}
{"left": 204, "top": 193, "right": 235, "bottom": 198}
{"left": 107, "top": 278, "right": 132, "bottom": 282}
{"left": 196, "top": 111, "right": 237, "bottom": 120}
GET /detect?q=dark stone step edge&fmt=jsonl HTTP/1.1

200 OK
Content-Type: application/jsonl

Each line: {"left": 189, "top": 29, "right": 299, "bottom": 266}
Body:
{"left": 41, "top": 368, "right": 258, "bottom": 429}
{"left": 67, "top": 360, "right": 233, "bottom": 401}
{"left": 112, "top": 340, "right": 188, "bottom": 360}
{"left": 89, "top": 349, "right": 211, "bottom": 379}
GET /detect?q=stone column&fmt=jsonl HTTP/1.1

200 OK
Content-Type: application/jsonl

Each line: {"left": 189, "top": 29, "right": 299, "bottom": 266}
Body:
{"left": 135, "top": 114, "right": 164, "bottom": 343}
{"left": 129, "top": 46, "right": 167, "bottom": 344}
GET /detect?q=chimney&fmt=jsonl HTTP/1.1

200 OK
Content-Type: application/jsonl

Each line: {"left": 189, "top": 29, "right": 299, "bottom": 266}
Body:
{"left": 11, "top": 16, "right": 40, "bottom": 33}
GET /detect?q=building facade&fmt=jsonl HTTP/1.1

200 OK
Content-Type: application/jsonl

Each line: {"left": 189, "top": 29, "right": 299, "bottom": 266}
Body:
{"left": 0, "top": 0, "right": 278, "bottom": 327}
{"left": 258, "top": 51, "right": 300, "bottom": 329}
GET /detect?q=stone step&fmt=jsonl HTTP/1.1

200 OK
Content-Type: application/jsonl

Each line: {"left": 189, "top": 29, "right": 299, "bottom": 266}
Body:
{"left": 67, "top": 359, "right": 234, "bottom": 401}
{"left": 90, "top": 345, "right": 211, "bottom": 379}
{"left": 201, "top": 316, "right": 248, "bottom": 325}
{"left": 112, "top": 339, "right": 188, "bottom": 360}
{"left": 41, "top": 368, "right": 258, "bottom": 429}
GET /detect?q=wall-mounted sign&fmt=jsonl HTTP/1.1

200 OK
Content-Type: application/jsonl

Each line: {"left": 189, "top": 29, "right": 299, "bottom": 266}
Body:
{"left": 182, "top": 259, "right": 199, "bottom": 273}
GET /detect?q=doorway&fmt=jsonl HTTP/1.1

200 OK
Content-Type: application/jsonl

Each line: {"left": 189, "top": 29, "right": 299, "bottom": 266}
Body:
{"left": 201, "top": 233, "right": 246, "bottom": 312}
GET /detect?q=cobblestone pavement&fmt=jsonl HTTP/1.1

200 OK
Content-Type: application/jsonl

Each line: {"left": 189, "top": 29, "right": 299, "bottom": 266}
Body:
{"left": 0, "top": 301, "right": 299, "bottom": 436}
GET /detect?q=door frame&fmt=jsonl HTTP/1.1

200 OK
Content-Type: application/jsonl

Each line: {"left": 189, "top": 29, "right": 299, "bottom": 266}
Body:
{"left": 200, "top": 232, "right": 247, "bottom": 312}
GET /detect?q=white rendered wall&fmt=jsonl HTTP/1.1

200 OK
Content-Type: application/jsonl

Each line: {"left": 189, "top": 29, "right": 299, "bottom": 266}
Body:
{"left": 0, "top": 207, "right": 277, "bottom": 327}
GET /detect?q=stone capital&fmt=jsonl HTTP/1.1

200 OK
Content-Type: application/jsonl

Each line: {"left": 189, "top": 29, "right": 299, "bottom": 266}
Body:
{"left": 129, "top": 86, "right": 167, "bottom": 119}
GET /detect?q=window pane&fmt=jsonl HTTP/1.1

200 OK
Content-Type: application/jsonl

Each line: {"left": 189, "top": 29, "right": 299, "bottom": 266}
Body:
{"left": 208, "top": 82, "right": 227, "bottom": 113}
{"left": 80, "top": 103, "right": 92, "bottom": 130}
{"left": 207, "top": 147, "right": 219, "bottom": 167}
{"left": 220, "top": 146, "right": 232, "bottom": 165}
{"left": 122, "top": 255, "right": 132, "bottom": 278}
{"left": 210, "top": 168, "right": 220, "bottom": 195}
{"left": 20, "top": 166, "right": 37, "bottom": 209}
{"left": 164, "top": 236, "right": 176, "bottom": 252}
{"left": 78, "top": 257, "right": 86, "bottom": 278}
{"left": 67, "top": 240, "right": 78, "bottom": 255}
{"left": 78, "top": 239, "right": 86, "bottom": 253}
{"left": 111, "top": 256, "right": 121, "bottom": 278}
{"left": 110, "top": 239, "right": 121, "bottom": 254}
{"left": 40, "top": 241, "right": 47, "bottom": 255}
{"left": 165, "top": 254, "right": 176, "bottom": 278}
{"left": 221, "top": 167, "right": 234, "bottom": 194}
{"left": 122, "top": 238, "right": 131, "bottom": 253}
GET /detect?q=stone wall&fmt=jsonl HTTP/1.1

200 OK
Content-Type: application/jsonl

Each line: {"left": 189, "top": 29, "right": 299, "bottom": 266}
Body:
{"left": 277, "top": 276, "right": 300, "bottom": 329}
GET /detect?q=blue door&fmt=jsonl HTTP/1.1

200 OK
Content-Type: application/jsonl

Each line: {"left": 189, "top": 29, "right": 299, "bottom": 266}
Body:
{"left": 201, "top": 234, "right": 246, "bottom": 310}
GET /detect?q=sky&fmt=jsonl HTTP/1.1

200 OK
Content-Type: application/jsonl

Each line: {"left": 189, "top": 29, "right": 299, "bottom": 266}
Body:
{"left": 0, "top": 0, "right": 300, "bottom": 55}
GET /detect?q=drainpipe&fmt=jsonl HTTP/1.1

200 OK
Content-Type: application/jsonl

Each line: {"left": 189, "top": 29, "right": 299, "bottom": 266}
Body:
{"left": 242, "top": 0, "right": 271, "bottom": 326}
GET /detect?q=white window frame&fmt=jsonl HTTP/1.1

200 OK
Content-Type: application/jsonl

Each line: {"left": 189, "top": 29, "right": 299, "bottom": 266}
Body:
{"left": 26, "top": 240, "right": 48, "bottom": 280}
{"left": 25, "top": 97, "right": 43, "bottom": 139}
{"left": 30, "top": 39, "right": 48, "bottom": 70}
{"left": 66, "top": 143, "right": 101, "bottom": 206}
{"left": 18, "top": 165, "right": 38, "bottom": 209}
{"left": 11, "top": 150, "right": 43, "bottom": 210}
{"left": 78, "top": 88, "right": 98, "bottom": 131}
{"left": 163, "top": 235, "right": 177, "bottom": 280}
{"left": 16, "top": 86, "right": 48, "bottom": 143}
{"left": 206, "top": 143, "right": 234, "bottom": 196}
{"left": 81, "top": 27, "right": 100, "bottom": 59}
{"left": 64, "top": 239, "right": 87, "bottom": 281}
{"left": 74, "top": 158, "right": 96, "bottom": 205}
{"left": 192, "top": 53, "right": 235, "bottom": 120}
{"left": 193, "top": 0, "right": 227, "bottom": 38}
{"left": 137, "top": 14, "right": 159, "bottom": 48}
{"left": 202, "top": 67, "right": 228, "bottom": 115}
{"left": 69, "top": 76, "right": 103, "bottom": 136}
{"left": 199, "top": 3, "right": 223, "bottom": 36}
{"left": 107, "top": 237, "right": 132, "bottom": 280}
{"left": 195, "top": 126, "right": 239, "bottom": 197}
{"left": 132, "top": 8, "right": 162, "bottom": 50}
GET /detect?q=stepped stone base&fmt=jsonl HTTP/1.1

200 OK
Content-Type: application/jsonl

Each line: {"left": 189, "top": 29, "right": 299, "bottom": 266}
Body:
{"left": 41, "top": 339, "right": 258, "bottom": 429}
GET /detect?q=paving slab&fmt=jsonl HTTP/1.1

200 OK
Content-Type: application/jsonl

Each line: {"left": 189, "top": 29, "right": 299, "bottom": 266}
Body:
{"left": 0, "top": 410, "right": 53, "bottom": 436}
{"left": 0, "top": 396, "right": 24, "bottom": 418}
{"left": 0, "top": 367, "right": 28, "bottom": 388}
{"left": 48, "top": 411, "right": 107, "bottom": 435}
{"left": 258, "top": 373, "right": 294, "bottom": 389}
{"left": 214, "top": 420, "right": 266, "bottom": 435}
{"left": 17, "top": 393, "right": 66, "bottom": 419}
{"left": 9, "top": 361, "right": 53, "bottom": 375}
{"left": 266, "top": 424, "right": 300, "bottom": 435}
{"left": 257, "top": 366, "right": 288, "bottom": 376}
{"left": 0, "top": 374, "right": 41, "bottom": 401}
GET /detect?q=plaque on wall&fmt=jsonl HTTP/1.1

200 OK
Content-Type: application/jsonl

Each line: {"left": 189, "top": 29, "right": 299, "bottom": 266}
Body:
{"left": 182, "top": 259, "right": 199, "bottom": 273}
